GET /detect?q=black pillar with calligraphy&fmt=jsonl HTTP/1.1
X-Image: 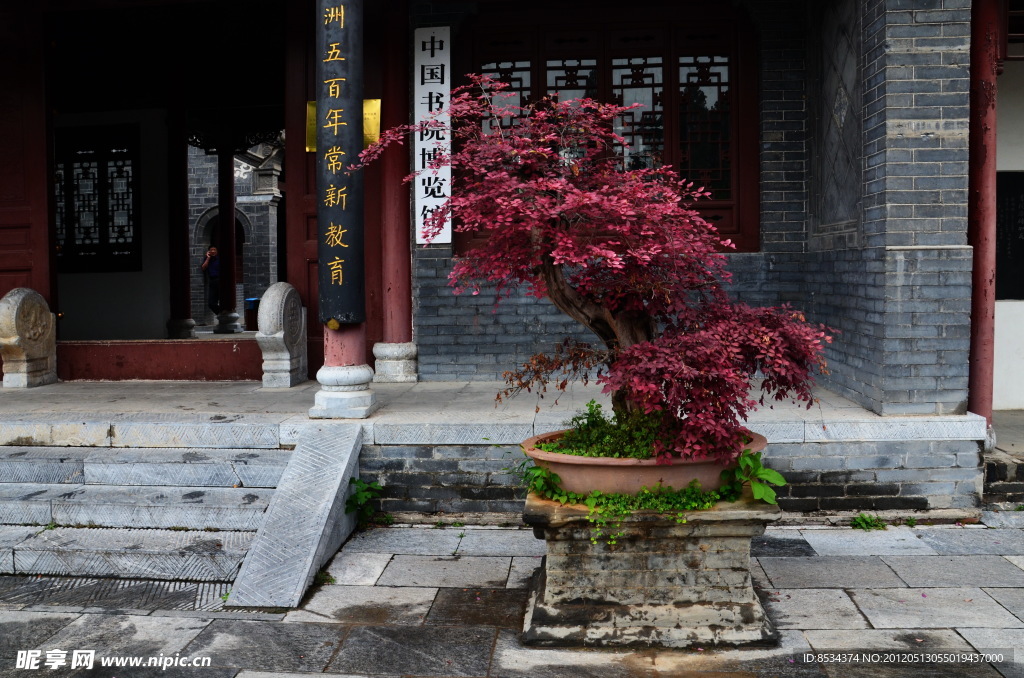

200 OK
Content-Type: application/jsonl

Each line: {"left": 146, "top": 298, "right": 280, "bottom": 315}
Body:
{"left": 316, "top": 0, "right": 365, "bottom": 325}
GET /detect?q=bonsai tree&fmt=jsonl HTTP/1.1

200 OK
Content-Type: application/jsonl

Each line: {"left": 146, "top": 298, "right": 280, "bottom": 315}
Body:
{"left": 361, "top": 76, "right": 831, "bottom": 465}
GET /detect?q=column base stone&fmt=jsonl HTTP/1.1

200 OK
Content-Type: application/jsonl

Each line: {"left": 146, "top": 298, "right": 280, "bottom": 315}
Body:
{"left": 372, "top": 342, "right": 418, "bottom": 383}
{"left": 214, "top": 311, "right": 243, "bottom": 334}
{"left": 309, "top": 364, "right": 379, "bottom": 419}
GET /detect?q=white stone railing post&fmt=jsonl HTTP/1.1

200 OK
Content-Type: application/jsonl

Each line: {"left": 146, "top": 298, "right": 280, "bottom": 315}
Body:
{"left": 255, "top": 282, "right": 308, "bottom": 388}
{"left": 0, "top": 288, "right": 58, "bottom": 388}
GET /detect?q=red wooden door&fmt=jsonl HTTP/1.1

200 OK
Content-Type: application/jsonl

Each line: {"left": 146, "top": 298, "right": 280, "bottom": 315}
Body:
{"left": 0, "top": 8, "right": 51, "bottom": 300}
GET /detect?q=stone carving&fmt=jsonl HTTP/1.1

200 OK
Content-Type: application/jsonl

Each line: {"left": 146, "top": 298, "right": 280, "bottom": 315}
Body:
{"left": 255, "top": 283, "right": 307, "bottom": 388}
{"left": 0, "top": 288, "right": 58, "bottom": 388}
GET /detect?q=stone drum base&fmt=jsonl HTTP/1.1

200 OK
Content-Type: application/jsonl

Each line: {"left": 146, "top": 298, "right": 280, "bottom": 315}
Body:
{"left": 521, "top": 492, "right": 781, "bottom": 648}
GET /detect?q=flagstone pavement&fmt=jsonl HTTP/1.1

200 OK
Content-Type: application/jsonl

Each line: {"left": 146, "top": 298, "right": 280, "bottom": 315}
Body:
{"left": 5, "top": 514, "right": 1024, "bottom": 677}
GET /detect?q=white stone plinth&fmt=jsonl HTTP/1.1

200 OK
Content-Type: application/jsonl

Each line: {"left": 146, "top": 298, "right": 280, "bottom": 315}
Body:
{"left": 309, "top": 364, "right": 379, "bottom": 419}
{"left": 372, "top": 342, "right": 418, "bottom": 383}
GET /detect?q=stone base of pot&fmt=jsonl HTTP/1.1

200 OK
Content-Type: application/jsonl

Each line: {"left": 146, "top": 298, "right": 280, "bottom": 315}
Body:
{"left": 521, "top": 492, "right": 781, "bottom": 649}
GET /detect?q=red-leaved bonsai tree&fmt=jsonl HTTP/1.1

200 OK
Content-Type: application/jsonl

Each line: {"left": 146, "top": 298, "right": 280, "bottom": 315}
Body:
{"left": 360, "top": 76, "right": 831, "bottom": 464}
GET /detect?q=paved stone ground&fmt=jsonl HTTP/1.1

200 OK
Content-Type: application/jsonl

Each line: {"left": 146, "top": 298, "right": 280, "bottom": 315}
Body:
{"left": 4, "top": 518, "right": 1024, "bottom": 677}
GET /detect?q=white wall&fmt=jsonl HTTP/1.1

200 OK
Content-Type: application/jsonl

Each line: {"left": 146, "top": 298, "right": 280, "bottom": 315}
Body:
{"left": 995, "top": 62, "right": 1024, "bottom": 409}
{"left": 55, "top": 110, "right": 171, "bottom": 340}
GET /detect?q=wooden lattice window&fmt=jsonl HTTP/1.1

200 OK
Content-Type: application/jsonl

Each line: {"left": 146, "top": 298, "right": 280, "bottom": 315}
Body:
{"left": 463, "top": 6, "right": 759, "bottom": 252}
{"left": 53, "top": 125, "right": 141, "bottom": 273}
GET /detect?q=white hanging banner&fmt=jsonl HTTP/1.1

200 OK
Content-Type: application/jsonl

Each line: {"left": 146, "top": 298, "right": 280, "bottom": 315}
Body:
{"left": 412, "top": 26, "right": 452, "bottom": 245}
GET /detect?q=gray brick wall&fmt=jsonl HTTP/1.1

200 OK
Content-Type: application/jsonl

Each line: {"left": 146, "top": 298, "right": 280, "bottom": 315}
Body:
{"left": 359, "top": 437, "right": 982, "bottom": 514}
{"left": 414, "top": 245, "right": 597, "bottom": 381}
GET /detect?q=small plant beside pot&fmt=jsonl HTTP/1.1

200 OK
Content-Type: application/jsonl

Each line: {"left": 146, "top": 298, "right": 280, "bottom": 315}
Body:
{"left": 360, "top": 75, "right": 831, "bottom": 647}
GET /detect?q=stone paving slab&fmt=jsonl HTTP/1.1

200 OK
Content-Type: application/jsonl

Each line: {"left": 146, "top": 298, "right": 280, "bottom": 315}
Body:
{"left": 981, "top": 587, "right": 1024, "bottom": 624}
{"left": 376, "top": 555, "right": 511, "bottom": 588}
{"left": 0, "top": 421, "right": 110, "bottom": 448}
{"left": 881, "top": 555, "right": 1024, "bottom": 587}
{"left": 425, "top": 587, "right": 528, "bottom": 628}
{"left": 286, "top": 585, "right": 435, "bottom": 625}
{"left": 800, "top": 528, "right": 938, "bottom": 556}
{"left": 802, "top": 628, "right": 974, "bottom": 651}
{"left": 181, "top": 619, "right": 343, "bottom": 672}
{"left": 327, "top": 625, "right": 496, "bottom": 677}
{"left": 849, "top": 588, "right": 1024, "bottom": 629}
{"left": 753, "top": 532, "right": 818, "bottom": 557}
{"left": 0, "top": 447, "right": 87, "bottom": 483}
{"left": 13, "top": 528, "right": 252, "bottom": 581}
{"left": 0, "top": 610, "right": 80, "bottom": 659}
{"left": 981, "top": 511, "right": 1024, "bottom": 528}
{"left": 454, "top": 528, "right": 547, "bottom": 556}
{"left": 762, "top": 589, "right": 868, "bottom": 629}
{"left": 954, "top": 628, "right": 1024, "bottom": 678}
{"left": 916, "top": 528, "right": 1024, "bottom": 555}
{"left": 32, "top": 613, "right": 211, "bottom": 658}
{"left": 758, "top": 557, "right": 906, "bottom": 589}
{"left": 324, "top": 552, "right": 392, "bottom": 586}
{"left": 507, "top": 556, "right": 542, "bottom": 589}
{"left": 341, "top": 527, "right": 462, "bottom": 555}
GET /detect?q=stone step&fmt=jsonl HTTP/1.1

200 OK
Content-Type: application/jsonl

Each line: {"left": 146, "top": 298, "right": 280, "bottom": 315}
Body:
{"left": 0, "top": 447, "right": 290, "bottom": 487}
{"left": 0, "top": 483, "right": 272, "bottom": 530}
{"left": 0, "top": 525, "right": 252, "bottom": 581}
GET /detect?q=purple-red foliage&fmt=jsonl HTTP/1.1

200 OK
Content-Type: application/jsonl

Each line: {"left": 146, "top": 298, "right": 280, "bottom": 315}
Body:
{"left": 359, "top": 75, "right": 832, "bottom": 463}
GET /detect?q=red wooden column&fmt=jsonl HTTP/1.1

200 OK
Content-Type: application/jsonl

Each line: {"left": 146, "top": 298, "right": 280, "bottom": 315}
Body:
{"left": 214, "top": 142, "right": 242, "bottom": 333}
{"left": 166, "top": 105, "right": 196, "bottom": 338}
{"left": 371, "top": 0, "right": 416, "bottom": 382}
{"left": 968, "top": 0, "right": 1003, "bottom": 426}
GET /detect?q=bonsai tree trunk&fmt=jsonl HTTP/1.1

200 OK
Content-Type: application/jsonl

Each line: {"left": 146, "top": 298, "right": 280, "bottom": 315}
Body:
{"left": 537, "top": 251, "right": 654, "bottom": 417}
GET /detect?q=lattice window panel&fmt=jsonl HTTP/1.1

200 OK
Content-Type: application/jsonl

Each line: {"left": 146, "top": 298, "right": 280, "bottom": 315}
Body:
{"left": 678, "top": 55, "right": 731, "bottom": 199}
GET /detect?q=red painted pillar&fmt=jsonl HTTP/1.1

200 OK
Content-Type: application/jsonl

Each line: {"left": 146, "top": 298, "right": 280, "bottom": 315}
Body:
{"left": 215, "top": 144, "right": 241, "bottom": 332}
{"left": 968, "top": 0, "right": 1003, "bottom": 426}
{"left": 166, "top": 105, "right": 196, "bottom": 338}
{"left": 371, "top": 0, "right": 417, "bottom": 382}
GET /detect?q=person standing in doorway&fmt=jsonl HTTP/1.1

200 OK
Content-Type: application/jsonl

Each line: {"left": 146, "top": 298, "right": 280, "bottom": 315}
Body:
{"left": 201, "top": 246, "right": 221, "bottom": 315}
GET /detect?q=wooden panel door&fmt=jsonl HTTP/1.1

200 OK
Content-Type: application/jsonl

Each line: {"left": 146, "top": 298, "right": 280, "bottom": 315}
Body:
{"left": 0, "top": 8, "right": 51, "bottom": 300}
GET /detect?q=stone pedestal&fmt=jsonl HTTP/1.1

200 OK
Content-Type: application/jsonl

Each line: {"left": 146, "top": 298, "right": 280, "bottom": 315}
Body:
{"left": 309, "top": 364, "right": 379, "bottom": 419}
{"left": 0, "top": 288, "right": 58, "bottom": 388}
{"left": 372, "top": 342, "right": 417, "bottom": 383}
{"left": 165, "top": 317, "right": 197, "bottom": 339}
{"left": 522, "top": 492, "right": 781, "bottom": 648}
{"left": 255, "top": 282, "right": 308, "bottom": 388}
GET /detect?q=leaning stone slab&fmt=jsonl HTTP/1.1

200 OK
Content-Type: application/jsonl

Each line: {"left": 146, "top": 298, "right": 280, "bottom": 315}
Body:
{"left": 0, "top": 288, "right": 57, "bottom": 388}
{"left": 521, "top": 492, "right": 781, "bottom": 648}
{"left": 228, "top": 424, "right": 361, "bottom": 608}
{"left": 255, "top": 283, "right": 308, "bottom": 388}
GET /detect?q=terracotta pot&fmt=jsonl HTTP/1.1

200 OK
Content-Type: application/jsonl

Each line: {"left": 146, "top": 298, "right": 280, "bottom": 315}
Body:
{"left": 521, "top": 429, "right": 768, "bottom": 495}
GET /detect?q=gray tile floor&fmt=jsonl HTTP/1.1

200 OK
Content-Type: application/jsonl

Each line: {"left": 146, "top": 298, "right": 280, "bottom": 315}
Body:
{"left": 4, "top": 519, "right": 1024, "bottom": 677}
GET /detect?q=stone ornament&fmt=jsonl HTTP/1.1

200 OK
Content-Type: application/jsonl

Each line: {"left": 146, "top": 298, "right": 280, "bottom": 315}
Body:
{"left": 0, "top": 288, "right": 58, "bottom": 388}
{"left": 255, "top": 282, "right": 308, "bottom": 388}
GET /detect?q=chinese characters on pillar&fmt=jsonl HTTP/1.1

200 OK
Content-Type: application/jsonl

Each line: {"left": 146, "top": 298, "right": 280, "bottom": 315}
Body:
{"left": 316, "top": 0, "right": 365, "bottom": 324}
{"left": 412, "top": 27, "right": 452, "bottom": 244}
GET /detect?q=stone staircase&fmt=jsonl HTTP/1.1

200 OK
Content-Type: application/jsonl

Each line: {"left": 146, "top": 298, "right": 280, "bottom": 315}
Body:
{"left": 0, "top": 440, "right": 290, "bottom": 582}
{"left": 0, "top": 414, "right": 363, "bottom": 608}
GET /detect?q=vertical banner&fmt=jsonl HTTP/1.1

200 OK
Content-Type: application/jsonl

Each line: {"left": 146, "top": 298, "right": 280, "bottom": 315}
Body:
{"left": 316, "top": 0, "right": 365, "bottom": 325}
{"left": 412, "top": 26, "right": 451, "bottom": 245}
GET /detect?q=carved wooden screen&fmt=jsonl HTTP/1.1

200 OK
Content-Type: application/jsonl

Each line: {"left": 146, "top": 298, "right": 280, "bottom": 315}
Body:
{"left": 53, "top": 126, "right": 142, "bottom": 273}
{"left": 465, "top": 7, "right": 759, "bottom": 252}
